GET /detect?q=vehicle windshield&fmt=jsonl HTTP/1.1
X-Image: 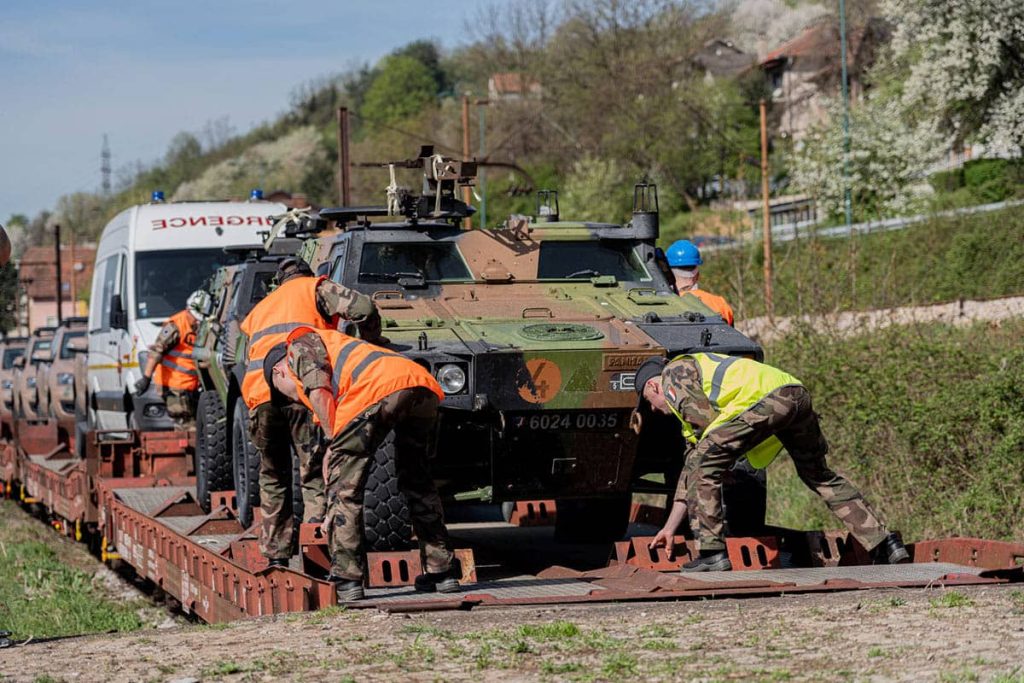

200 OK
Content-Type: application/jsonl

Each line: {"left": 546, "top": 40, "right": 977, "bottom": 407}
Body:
{"left": 537, "top": 241, "right": 651, "bottom": 282}
{"left": 30, "top": 339, "right": 53, "bottom": 363}
{"left": 2, "top": 348, "right": 23, "bottom": 369}
{"left": 60, "top": 331, "right": 85, "bottom": 359}
{"left": 136, "top": 249, "right": 240, "bottom": 320}
{"left": 235, "top": 269, "right": 277, "bottom": 319}
{"left": 357, "top": 243, "right": 472, "bottom": 284}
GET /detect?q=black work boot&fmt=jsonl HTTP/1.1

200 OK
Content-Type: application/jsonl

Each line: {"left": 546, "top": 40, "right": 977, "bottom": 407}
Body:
{"left": 680, "top": 550, "right": 732, "bottom": 573}
{"left": 871, "top": 533, "right": 911, "bottom": 565}
{"left": 414, "top": 567, "right": 461, "bottom": 593}
{"left": 266, "top": 558, "right": 289, "bottom": 568}
{"left": 329, "top": 576, "right": 365, "bottom": 602}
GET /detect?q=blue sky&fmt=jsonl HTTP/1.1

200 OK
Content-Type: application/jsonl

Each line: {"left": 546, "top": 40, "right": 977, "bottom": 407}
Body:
{"left": 0, "top": 0, "right": 486, "bottom": 220}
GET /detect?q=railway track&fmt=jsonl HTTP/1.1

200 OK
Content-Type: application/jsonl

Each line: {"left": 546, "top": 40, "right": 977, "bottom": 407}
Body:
{"left": 2, "top": 417, "right": 1023, "bottom": 625}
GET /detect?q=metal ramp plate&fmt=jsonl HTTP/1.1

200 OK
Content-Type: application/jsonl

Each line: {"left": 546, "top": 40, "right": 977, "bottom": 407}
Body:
{"left": 681, "top": 562, "right": 983, "bottom": 586}
{"left": 366, "top": 575, "right": 604, "bottom": 604}
{"left": 114, "top": 486, "right": 194, "bottom": 515}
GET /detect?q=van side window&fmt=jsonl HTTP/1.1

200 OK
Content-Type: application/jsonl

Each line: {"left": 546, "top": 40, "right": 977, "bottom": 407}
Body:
{"left": 93, "top": 256, "right": 120, "bottom": 331}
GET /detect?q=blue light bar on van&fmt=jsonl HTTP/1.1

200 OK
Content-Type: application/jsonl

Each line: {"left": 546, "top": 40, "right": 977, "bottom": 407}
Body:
{"left": 250, "top": 188, "right": 263, "bottom": 200}
{"left": 151, "top": 190, "right": 165, "bottom": 203}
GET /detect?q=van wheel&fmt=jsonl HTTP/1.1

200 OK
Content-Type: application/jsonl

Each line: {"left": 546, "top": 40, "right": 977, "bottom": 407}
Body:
{"left": 231, "top": 401, "right": 260, "bottom": 528}
{"left": 195, "top": 391, "right": 232, "bottom": 513}
{"left": 554, "top": 495, "right": 631, "bottom": 543}
{"left": 362, "top": 432, "right": 413, "bottom": 552}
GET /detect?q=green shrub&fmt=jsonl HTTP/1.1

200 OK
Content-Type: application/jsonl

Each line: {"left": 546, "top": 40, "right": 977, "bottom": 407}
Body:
{"left": 764, "top": 320, "right": 1024, "bottom": 542}
{"left": 929, "top": 167, "right": 965, "bottom": 194}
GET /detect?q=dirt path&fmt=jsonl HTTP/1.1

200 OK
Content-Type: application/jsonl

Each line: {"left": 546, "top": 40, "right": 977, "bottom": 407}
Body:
{"left": 737, "top": 295, "right": 1024, "bottom": 344}
{"left": 2, "top": 583, "right": 1022, "bottom": 682}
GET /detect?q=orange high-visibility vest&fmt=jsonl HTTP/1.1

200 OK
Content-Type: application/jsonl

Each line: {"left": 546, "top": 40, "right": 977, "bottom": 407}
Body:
{"left": 152, "top": 310, "right": 198, "bottom": 391}
{"left": 683, "top": 289, "right": 735, "bottom": 326}
{"left": 285, "top": 328, "right": 443, "bottom": 438}
{"left": 240, "top": 276, "right": 330, "bottom": 409}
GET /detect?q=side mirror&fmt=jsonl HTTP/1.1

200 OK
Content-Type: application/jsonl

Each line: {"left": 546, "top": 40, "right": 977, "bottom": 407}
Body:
{"left": 67, "top": 336, "right": 87, "bottom": 353}
{"left": 110, "top": 294, "right": 128, "bottom": 330}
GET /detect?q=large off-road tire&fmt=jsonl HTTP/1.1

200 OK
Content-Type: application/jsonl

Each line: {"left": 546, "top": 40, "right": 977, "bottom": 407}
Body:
{"left": 232, "top": 401, "right": 261, "bottom": 529}
{"left": 291, "top": 446, "right": 305, "bottom": 526}
{"left": 195, "top": 391, "right": 232, "bottom": 513}
{"left": 362, "top": 432, "right": 413, "bottom": 552}
{"left": 554, "top": 494, "right": 632, "bottom": 543}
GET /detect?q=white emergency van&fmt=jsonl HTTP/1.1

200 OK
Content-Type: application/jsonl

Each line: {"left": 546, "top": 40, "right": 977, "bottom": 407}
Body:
{"left": 87, "top": 196, "right": 287, "bottom": 432}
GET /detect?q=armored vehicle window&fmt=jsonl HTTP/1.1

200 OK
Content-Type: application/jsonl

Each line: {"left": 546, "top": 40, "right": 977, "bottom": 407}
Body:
{"left": 537, "top": 241, "right": 651, "bottom": 281}
{"left": 358, "top": 243, "right": 472, "bottom": 283}
{"left": 2, "top": 348, "right": 23, "bottom": 369}
{"left": 136, "top": 249, "right": 240, "bottom": 320}
{"left": 30, "top": 339, "right": 53, "bottom": 364}
{"left": 59, "top": 331, "right": 86, "bottom": 359}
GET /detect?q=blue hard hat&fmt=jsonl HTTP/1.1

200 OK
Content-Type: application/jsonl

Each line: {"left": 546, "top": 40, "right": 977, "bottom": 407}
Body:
{"left": 666, "top": 239, "right": 702, "bottom": 267}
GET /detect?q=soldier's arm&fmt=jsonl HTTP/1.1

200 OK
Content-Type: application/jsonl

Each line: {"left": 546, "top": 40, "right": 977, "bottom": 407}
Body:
{"left": 287, "top": 333, "right": 336, "bottom": 431}
{"left": 663, "top": 358, "right": 716, "bottom": 431}
{"left": 315, "top": 279, "right": 383, "bottom": 343}
{"left": 144, "top": 321, "right": 180, "bottom": 377}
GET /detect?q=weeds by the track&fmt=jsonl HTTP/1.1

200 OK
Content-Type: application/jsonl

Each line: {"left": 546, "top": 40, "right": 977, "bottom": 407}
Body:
{"left": 0, "top": 501, "right": 146, "bottom": 640}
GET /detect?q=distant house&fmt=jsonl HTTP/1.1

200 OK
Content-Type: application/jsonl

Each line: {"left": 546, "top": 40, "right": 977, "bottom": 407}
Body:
{"left": 487, "top": 72, "right": 542, "bottom": 101}
{"left": 17, "top": 245, "right": 95, "bottom": 332}
{"left": 692, "top": 39, "right": 754, "bottom": 80}
{"left": 760, "top": 18, "right": 889, "bottom": 140}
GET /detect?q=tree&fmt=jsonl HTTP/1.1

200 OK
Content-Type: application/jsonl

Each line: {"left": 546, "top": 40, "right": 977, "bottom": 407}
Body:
{"left": 791, "top": 95, "right": 942, "bottom": 220}
{"left": 360, "top": 55, "right": 439, "bottom": 126}
{"left": 882, "top": 0, "right": 1024, "bottom": 150}
{"left": 560, "top": 156, "right": 633, "bottom": 222}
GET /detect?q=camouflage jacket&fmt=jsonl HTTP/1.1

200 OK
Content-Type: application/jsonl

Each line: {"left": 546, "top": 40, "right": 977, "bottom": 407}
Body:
{"left": 312, "top": 278, "right": 382, "bottom": 343}
{"left": 661, "top": 357, "right": 718, "bottom": 436}
{"left": 286, "top": 332, "right": 332, "bottom": 398}
{"left": 149, "top": 317, "right": 184, "bottom": 355}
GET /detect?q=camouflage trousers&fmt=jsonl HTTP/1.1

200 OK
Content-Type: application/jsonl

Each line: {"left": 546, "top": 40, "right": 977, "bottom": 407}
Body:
{"left": 325, "top": 387, "right": 452, "bottom": 582}
{"left": 162, "top": 389, "right": 196, "bottom": 431}
{"left": 686, "top": 384, "right": 889, "bottom": 553}
{"left": 251, "top": 401, "right": 327, "bottom": 560}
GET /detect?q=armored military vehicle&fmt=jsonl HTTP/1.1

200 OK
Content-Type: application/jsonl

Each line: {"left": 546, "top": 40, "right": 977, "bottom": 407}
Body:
{"left": 305, "top": 148, "right": 765, "bottom": 542}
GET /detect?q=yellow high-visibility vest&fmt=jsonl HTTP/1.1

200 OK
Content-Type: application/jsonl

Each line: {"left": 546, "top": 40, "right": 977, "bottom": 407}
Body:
{"left": 665, "top": 353, "right": 802, "bottom": 468}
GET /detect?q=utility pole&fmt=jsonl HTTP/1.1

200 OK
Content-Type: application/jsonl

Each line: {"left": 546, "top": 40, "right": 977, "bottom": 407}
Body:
{"left": 461, "top": 95, "right": 472, "bottom": 228}
{"left": 101, "top": 134, "right": 111, "bottom": 195}
{"left": 839, "top": 0, "right": 853, "bottom": 228}
{"left": 54, "top": 224, "right": 63, "bottom": 325}
{"left": 337, "top": 107, "right": 351, "bottom": 206}
{"left": 69, "top": 226, "right": 77, "bottom": 315}
{"left": 759, "top": 99, "right": 774, "bottom": 323}
{"left": 476, "top": 99, "right": 489, "bottom": 229}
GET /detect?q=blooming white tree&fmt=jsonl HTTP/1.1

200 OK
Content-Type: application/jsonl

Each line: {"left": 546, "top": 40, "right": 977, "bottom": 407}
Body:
{"left": 791, "top": 96, "right": 942, "bottom": 220}
{"left": 882, "top": 0, "right": 1024, "bottom": 151}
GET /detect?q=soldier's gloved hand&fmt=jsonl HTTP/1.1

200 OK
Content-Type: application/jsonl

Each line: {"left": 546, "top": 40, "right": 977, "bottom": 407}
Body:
{"left": 134, "top": 375, "right": 151, "bottom": 395}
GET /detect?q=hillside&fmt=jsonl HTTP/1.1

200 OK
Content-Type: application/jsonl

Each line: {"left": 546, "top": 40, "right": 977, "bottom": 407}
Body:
{"left": 694, "top": 204, "right": 1024, "bottom": 320}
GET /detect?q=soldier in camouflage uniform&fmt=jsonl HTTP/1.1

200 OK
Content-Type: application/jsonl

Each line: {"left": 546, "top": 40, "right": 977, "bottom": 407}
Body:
{"left": 265, "top": 326, "right": 456, "bottom": 601}
{"left": 243, "top": 257, "right": 384, "bottom": 566}
{"left": 637, "top": 354, "right": 909, "bottom": 572}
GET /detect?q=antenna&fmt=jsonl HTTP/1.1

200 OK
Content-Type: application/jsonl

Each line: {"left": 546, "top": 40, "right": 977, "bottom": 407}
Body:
{"left": 101, "top": 134, "right": 111, "bottom": 195}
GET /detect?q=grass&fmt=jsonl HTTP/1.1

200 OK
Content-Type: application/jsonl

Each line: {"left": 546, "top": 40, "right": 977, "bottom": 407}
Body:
{"left": 763, "top": 318, "right": 1024, "bottom": 543}
{"left": 930, "top": 591, "right": 976, "bottom": 609}
{"left": 694, "top": 204, "right": 1024, "bottom": 320}
{"left": 0, "top": 501, "right": 145, "bottom": 640}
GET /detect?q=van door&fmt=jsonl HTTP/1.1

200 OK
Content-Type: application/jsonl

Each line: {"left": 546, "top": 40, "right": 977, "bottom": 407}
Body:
{"left": 88, "top": 252, "right": 129, "bottom": 430}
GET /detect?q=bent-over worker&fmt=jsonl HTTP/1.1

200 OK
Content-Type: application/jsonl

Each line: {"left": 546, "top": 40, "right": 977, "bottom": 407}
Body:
{"left": 636, "top": 354, "right": 909, "bottom": 572}
{"left": 240, "top": 257, "right": 382, "bottom": 567}
{"left": 265, "top": 326, "right": 457, "bottom": 601}
{"left": 135, "top": 289, "right": 207, "bottom": 429}
{"left": 665, "top": 239, "right": 735, "bottom": 326}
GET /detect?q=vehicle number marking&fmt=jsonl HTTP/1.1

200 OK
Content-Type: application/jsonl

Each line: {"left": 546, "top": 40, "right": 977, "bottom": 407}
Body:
{"left": 513, "top": 412, "right": 620, "bottom": 430}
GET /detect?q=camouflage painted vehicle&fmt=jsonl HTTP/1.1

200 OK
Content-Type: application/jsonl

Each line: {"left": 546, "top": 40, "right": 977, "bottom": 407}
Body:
{"left": 309, "top": 149, "right": 765, "bottom": 541}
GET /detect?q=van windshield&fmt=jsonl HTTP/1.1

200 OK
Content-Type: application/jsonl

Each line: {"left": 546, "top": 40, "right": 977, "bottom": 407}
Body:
{"left": 135, "top": 249, "right": 240, "bottom": 320}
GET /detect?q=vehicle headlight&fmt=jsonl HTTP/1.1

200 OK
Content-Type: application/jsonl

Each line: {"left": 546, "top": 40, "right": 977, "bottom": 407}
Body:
{"left": 26, "top": 378, "right": 36, "bottom": 387}
{"left": 435, "top": 364, "right": 467, "bottom": 395}
{"left": 1, "top": 380, "right": 11, "bottom": 389}
{"left": 58, "top": 373, "right": 74, "bottom": 385}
